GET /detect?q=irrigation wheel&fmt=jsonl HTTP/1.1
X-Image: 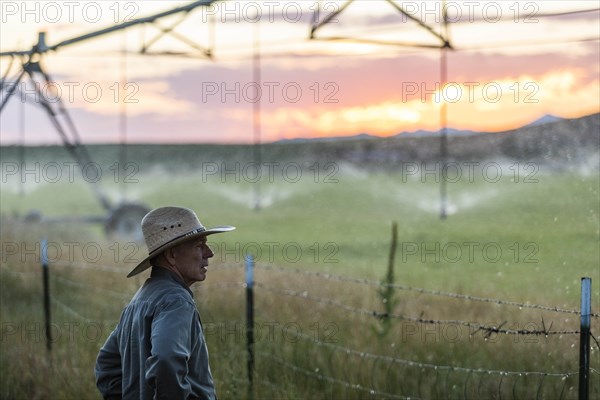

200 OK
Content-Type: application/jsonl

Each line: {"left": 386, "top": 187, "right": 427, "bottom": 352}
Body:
{"left": 104, "top": 202, "right": 150, "bottom": 242}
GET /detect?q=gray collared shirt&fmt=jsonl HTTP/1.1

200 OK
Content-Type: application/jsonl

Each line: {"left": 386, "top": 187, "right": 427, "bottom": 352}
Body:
{"left": 95, "top": 267, "right": 216, "bottom": 400}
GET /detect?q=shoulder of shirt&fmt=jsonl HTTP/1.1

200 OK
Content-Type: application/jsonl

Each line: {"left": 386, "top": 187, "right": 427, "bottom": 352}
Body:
{"left": 155, "top": 287, "right": 197, "bottom": 311}
{"left": 139, "top": 276, "right": 196, "bottom": 308}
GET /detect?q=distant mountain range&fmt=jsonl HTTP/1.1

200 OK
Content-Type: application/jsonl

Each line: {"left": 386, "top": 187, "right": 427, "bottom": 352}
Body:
{"left": 274, "top": 114, "right": 563, "bottom": 143}
{"left": 268, "top": 112, "right": 599, "bottom": 167}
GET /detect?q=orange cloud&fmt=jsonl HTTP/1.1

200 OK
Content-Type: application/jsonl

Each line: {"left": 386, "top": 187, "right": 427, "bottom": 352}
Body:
{"left": 256, "top": 67, "right": 599, "bottom": 139}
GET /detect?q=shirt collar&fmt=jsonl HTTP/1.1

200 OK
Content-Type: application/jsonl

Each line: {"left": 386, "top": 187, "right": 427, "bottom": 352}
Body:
{"left": 150, "top": 266, "right": 194, "bottom": 298}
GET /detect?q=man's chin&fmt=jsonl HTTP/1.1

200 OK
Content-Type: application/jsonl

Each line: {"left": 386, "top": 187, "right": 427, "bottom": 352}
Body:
{"left": 197, "top": 270, "right": 207, "bottom": 281}
{"left": 187, "top": 272, "right": 207, "bottom": 285}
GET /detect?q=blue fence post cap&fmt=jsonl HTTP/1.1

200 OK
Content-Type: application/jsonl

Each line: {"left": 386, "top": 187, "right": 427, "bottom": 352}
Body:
{"left": 41, "top": 239, "right": 48, "bottom": 266}
{"left": 245, "top": 255, "right": 254, "bottom": 288}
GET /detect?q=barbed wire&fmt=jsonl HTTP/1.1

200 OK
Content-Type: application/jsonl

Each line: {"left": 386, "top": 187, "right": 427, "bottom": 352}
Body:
{"left": 0, "top": 268, "right": 38, "bottom": 276}
{"left": 53, "top": 270, "right": 245, "bottom": 298}
{"left": 257, "top": 326, "right": 590, "bottom": 399}
{"left": 4, "top": 264, "right": 597, "bottom": 397}
{"left": 52, "top": 296, "right": 91, "bottom": 323}
{"left": 290, "top": 329, "right": 579, "bottom": 378}
{"left": 210, "top": 264, "right": 245, "bottom": 271}
{"left": 3, "top": 263, "right": 594, "bottom": 337}
{"left": 1, "top": 266, "right": 115, "bottom": 323}
{"left": 52, "top": 260, "right": 127, "bottom": 274}
{"left": 53, "top": 274, "right": 133, "bottom": 300}
{"left": 4, "top": 264, "right": 243, "bottom": 301}
{"left": 255, "top": 264, "right": 599, "bottom": 317}
{"left": 27, "top": 261, "right": 600, "bottom": 320}
{"left": 256, "top": 377, "right": 279, "bottom": 391}
{"left": 50, "top": 261, "right": 244, "bottom": 274}
{"left": 51, "top": 296, "right": 118, "bottom": 326}
{"left": 195, "top": 282, "right": 246, "bottom": 290}
{"left": 255, "top": 283, "right": 581, "bottom": 336}
{"left": 257, "top": 351, "right": 418, "bottom": 400}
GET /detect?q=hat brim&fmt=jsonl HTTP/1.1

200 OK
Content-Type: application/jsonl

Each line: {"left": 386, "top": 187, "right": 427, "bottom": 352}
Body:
{"left": 127, "top": 225, "right": 235, "bottom": 278}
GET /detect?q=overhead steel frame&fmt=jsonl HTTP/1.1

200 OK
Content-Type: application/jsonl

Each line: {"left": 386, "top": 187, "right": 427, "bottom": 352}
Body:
{"left": 309, "top": 0, "right": 453, "bottom": 220}
{"left": 0, "top": 0, "right": 220, "bottom": 238}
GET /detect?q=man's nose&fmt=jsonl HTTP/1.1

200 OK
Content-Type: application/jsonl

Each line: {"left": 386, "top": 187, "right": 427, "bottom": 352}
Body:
{"left": 204, "top": 245, "right": 214, "bottom": 259}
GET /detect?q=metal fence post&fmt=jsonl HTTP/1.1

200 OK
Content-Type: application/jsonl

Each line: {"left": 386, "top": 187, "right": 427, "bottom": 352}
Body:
{"left": 245, "top": 255, "right": 255, "bottom": 400}
{"left": 41, "top": 239, "right": 52, "bottom": 353}
{"left": 579, "top": 277, "right": 591, "bottom": 400}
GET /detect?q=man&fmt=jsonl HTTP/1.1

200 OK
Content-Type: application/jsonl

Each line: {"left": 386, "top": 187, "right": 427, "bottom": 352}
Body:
{"left": 95, "top": 206, "right": 235, "bottom": 400}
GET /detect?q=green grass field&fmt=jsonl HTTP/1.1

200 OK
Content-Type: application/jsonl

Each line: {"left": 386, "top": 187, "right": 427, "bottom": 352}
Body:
{"left": 1, "top": 145, "right": 599, "bottom": 399}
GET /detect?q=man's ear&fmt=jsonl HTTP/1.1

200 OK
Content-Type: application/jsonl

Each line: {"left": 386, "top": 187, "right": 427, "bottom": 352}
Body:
{"left": 163, "top": 246, "right": 177, "bottom": 265}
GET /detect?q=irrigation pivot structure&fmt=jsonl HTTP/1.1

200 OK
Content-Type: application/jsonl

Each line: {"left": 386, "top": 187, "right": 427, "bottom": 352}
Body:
{"left": 309, "top": 0, "right": 453, "bottom": 220}
{"left": 0, "top": 0, "right": 220, "bottom": 240}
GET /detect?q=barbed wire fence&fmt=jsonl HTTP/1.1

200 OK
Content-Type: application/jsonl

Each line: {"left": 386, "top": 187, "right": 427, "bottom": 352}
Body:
{"left": 1, "top": 252, "right": 598, "bottom": 399}
{"left": 246, "top": 259, "right": 599, "bottom": 399}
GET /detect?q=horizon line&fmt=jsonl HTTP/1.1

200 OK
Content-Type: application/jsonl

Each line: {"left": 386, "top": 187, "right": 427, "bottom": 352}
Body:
{"left": 2, "top": 111, "right": 599, "bottom": 147}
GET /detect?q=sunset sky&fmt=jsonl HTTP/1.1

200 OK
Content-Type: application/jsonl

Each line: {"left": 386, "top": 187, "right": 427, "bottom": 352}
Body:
{"left": 0, "top": 0, "right": 598, "bottom": 144}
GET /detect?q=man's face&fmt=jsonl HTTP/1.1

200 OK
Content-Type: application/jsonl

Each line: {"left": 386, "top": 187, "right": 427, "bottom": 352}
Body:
{"left": 171, "top": 236, "right": 214, "bottom": 286}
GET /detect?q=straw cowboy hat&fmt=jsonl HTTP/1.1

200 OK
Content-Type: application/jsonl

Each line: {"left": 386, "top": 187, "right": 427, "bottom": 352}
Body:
{"left": 127, "top": 206, "right": 235, "bottom": 277}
